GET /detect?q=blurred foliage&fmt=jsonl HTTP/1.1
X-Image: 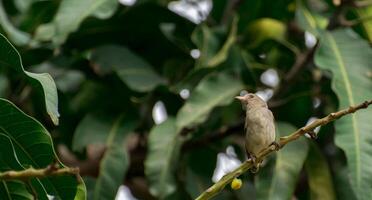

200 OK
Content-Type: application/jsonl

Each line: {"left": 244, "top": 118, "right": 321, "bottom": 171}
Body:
{"left": 0, "top": 0, "right": 371, "bottom": 199}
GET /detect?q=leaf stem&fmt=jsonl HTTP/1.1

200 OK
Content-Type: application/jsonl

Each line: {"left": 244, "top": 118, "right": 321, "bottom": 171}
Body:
{"left": 195, "top": 100, "right": 372, "bottom": 200}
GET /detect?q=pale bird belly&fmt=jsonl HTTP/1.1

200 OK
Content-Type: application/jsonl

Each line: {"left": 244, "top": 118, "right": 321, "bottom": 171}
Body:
{"left": 245, "top": 123, "right": 275, "bottom": 156}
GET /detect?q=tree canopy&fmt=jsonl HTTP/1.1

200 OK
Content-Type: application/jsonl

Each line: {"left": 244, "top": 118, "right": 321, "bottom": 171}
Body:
{"left": 0, "top": 0, "right": 371, "bottom": 200}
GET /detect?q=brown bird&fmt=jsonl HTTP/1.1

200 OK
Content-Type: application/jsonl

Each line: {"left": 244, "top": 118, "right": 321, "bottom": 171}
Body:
{"left": 236, "top": 93, "right": 277, "bottom": 172}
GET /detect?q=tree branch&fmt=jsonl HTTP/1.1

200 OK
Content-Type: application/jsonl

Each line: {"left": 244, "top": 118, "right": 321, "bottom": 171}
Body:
{"left": 182, "top": 120, "right": 243, "bottom": 150}
{"left": 195, "top": 99, "right": 372, "bottom": 200}
{"left": 0, "top": 165, "right": 80, "bottom": 181}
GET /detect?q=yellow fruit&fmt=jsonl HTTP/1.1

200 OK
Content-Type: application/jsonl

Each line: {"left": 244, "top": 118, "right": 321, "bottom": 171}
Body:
{"left": 245, "top": 18, "right": 286, "bottom": 48}
{"left": 230, "top": 178, "right": 242, "bottom": 190}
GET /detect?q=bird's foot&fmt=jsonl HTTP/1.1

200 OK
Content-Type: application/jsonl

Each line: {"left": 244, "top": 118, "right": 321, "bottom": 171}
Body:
{"left": 307, "top": 131, "right": 318, "bottom": 140}
{"left": 250, "top": 166, "right": 259, "bottom": 173}
{"left": 248, "top": 155, "right": 260, "bottom": 173}
{"left": 270, "top": 141, "right": 281, "bottom": 151}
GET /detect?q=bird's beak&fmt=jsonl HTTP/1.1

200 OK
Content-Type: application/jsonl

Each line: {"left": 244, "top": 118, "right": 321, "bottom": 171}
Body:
{"left": 235, "top": 96, "right": 245, "bottom": 101}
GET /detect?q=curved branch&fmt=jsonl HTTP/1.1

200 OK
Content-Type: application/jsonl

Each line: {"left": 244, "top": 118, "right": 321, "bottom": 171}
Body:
{"left": 0, "top": 164, "right": 80, "bottom": 181}
{"left": 195, "top": 99, "right": 372, "bottom": 200}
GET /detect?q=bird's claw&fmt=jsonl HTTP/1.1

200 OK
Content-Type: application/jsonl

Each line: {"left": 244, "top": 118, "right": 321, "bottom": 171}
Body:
{"left": 248, "top": 155, "right": 260, "bottom": 173}
{"left": 307, "top": 131, "right": 318, "bottom": 140}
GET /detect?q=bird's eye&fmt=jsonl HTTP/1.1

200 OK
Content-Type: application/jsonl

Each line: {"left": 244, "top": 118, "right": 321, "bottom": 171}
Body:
{"left": 248, "top": 94, "right": 254, "bottom": 98}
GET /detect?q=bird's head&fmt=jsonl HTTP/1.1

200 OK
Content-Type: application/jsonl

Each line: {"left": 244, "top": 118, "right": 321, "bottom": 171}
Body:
{"left": 235, "top": 93, "right": 267, "bottom": 109}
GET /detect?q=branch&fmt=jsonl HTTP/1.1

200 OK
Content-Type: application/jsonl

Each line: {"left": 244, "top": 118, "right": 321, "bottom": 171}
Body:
{"left": 0, "top": 164, "right": 80, "bottom": 181}
{"left": 195, "top": 99, "right": 372, "bottom": 200}
{"left": 182, "top": 120, "right": 243, "bottom": 150}
{"left": 269, "top": 45, "right": 317, "bottom": 104}
{"left": 221, "top": 0, "right": 243, "bottom": 24}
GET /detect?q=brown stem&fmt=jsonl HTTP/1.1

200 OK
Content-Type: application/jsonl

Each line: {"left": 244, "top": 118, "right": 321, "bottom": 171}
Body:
{"left": 0, "top": 166, "right": 80, "bottom": 181}
{"left": 182, "top": 121, "right": 243, "bottom": 150}
{"left": 195, "top": 100, "right": 372, "bottom": 200}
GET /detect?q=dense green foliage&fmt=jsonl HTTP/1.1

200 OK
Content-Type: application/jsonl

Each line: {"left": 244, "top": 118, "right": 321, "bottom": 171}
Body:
{"left": 0, "top": 0, "right": 371, "bottom": 199}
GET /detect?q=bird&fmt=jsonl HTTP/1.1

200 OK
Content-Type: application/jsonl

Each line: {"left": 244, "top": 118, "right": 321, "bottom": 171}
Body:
{"left": 235, "top": 93, "right": 278, "bottom": 172}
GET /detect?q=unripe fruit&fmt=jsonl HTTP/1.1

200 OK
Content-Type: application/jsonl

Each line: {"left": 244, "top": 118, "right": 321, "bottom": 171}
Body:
{"left": 230, "top": 178, "right": 242, "bottom": 190}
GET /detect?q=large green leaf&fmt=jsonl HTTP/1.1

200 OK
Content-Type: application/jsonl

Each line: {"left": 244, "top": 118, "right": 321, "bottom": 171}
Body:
{"left": 0, "top": 34, "right": 59, "bottom": 125}
{"left": 90, "top": 45, "right": 166, "bottom": 92}
{"left": 72, "top": 113, "right": 115, "bottom": 152}
{"left": 145, "top": 118, "right": 185, "bottom": 199}
{"left": 34, "top": 0, "right": 118, "bottom": 44}
{"left": 0, "top": 98, "right": 85, "bottom": 199}
{"left": 0, "top": 134, "right": 33, "bottom": 200}
{"left": 0, "top": 1, "right": 31, "bottom": 46}
{"left": 295, "top": 0, "right": 327, "bottom": 36}
{"left": 256, "top": 122, "right": 309, "bottom": 200}
{"left": 73, "top": 113, "right": 136, "bottom": 200}
{"left": 315, "top": 29, "right": 372, "bottom": 200}
{"left": 176, "top": 73, "right": 243, "bottom": 129}
{"left": 333, "top": 166, "right": 358, "bottom": 200}
{"left": 305, "top": 143, "right": 336, "bottom": 200}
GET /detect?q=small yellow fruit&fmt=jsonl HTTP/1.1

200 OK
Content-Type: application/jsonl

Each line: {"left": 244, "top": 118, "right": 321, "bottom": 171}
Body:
{"left": 230, "top": 178, "right": 242, "bottom": 190}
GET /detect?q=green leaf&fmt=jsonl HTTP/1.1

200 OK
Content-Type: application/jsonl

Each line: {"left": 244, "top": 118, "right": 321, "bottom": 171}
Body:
{"left": 295, "top": 0, "right": 327, "bottom": 36}
{"left": 34, "top": 0, "right": 118, "bottom": 44}
{"left": 72, "top": 113, "right": 115, "bottom": 152}
{"left": 245, "top": 18, "right": 286, "bottom": 48}
{"left": 0, "top": 98, "right": 85, "bottom": 199}
{"left": 0, "top": 1, "right": 31, "bottom": 46}
{"left": 305, "top": 143, "right": 336, "bottom": 200}
{"left": 191, "top": 25, "right": 220, "bottom": 68}
{"left": 73, "top": 113, "right": 136, "bottom": 200}
{"left": 145, "top": 118, "right": 185, "bottom": 199}
{"left": 91, "top": 0, "right": 118, "bottom": 19}
{"left": 256, "top": 122, "right": 309, "bottom": 200}
{"left": 0, "top": 34, "right": 59, "bottom": 125}
{"left": 176, "top": 73, "right": 243, "bottom": 129}
{"left": 0, "top": 75, "right": 8, "bottom": 97}
{"left": 207, "top": 16, "right": 238, "bottom": 67}
{"left": 315, "top": 29, "right": 372, "bottom": 200}
{"left": 14, "top": 0, "right": 34, "bottom": 12}
{"left": 333, "top": 166, "right": 357, "bottom": 200}
{"left": 90, "top": 45, "right": 166, "bottom": 92}
{"left": 0, "top": 134, "right": 34, "bottom": 200}
{"left": 354, "top": 7, "right": 372, "bottom": 43}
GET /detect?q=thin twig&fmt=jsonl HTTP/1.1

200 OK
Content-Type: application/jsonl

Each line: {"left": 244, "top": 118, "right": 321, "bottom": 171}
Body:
{"left": 195, "top": 100, "right": 372, "bottom": 200}
{"left": 0, "top": 165, "right": 80, "bottom": 181}
{"left": 182, "top": 120, "right": 243, "bottom": 150}
{"left": 340, "top": 15, "right": 372, "bottom": 27}
{"left": 268, "top": 45, "right": 316, "bottom": 107}
{"left": 221, "top": 0, "right": 243, "bottom": 24}
{"left": 349, "top": 0, "right": 372, "bottom": 7}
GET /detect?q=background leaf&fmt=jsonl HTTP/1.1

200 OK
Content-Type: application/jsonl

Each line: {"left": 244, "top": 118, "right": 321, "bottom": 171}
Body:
{"left": 305, "top": 142, "right": 336, "bottom": 200}
{"left": 90, "top": 45, "right": 166, "bottom": 92}
{"left": 0, "top": 1, "right": 31, "bottom": 46}
{"left": 256, "top": 122, "right": 309, "bottom": 200}
{"left": 145, "top": 118, "right": 185, "bottom": 199}
{"left": 0, "top": 98, "right": 84, "bottom": 200}
{"left": 73, "top": 113, "right": 136, "bottom": 200}
{"left": 35, "top": 0, "right": 118, "bottom": 44}
{"left": 295, "top": 0, "right": 327, "bottom": 36}
{"left": 176, "top": 73, "right": 243, "bottom": 129}
{"left": 315, "top": 29, "right": 372, "bottom": 200}
{"left": 0, "top": 75, "right": 8, "bottom": 97}
{"left": 0, "top": 134, "right": 33, "bottom": 200}
{"left": 0, "top": 34, "right": 59, "bottom": 125}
